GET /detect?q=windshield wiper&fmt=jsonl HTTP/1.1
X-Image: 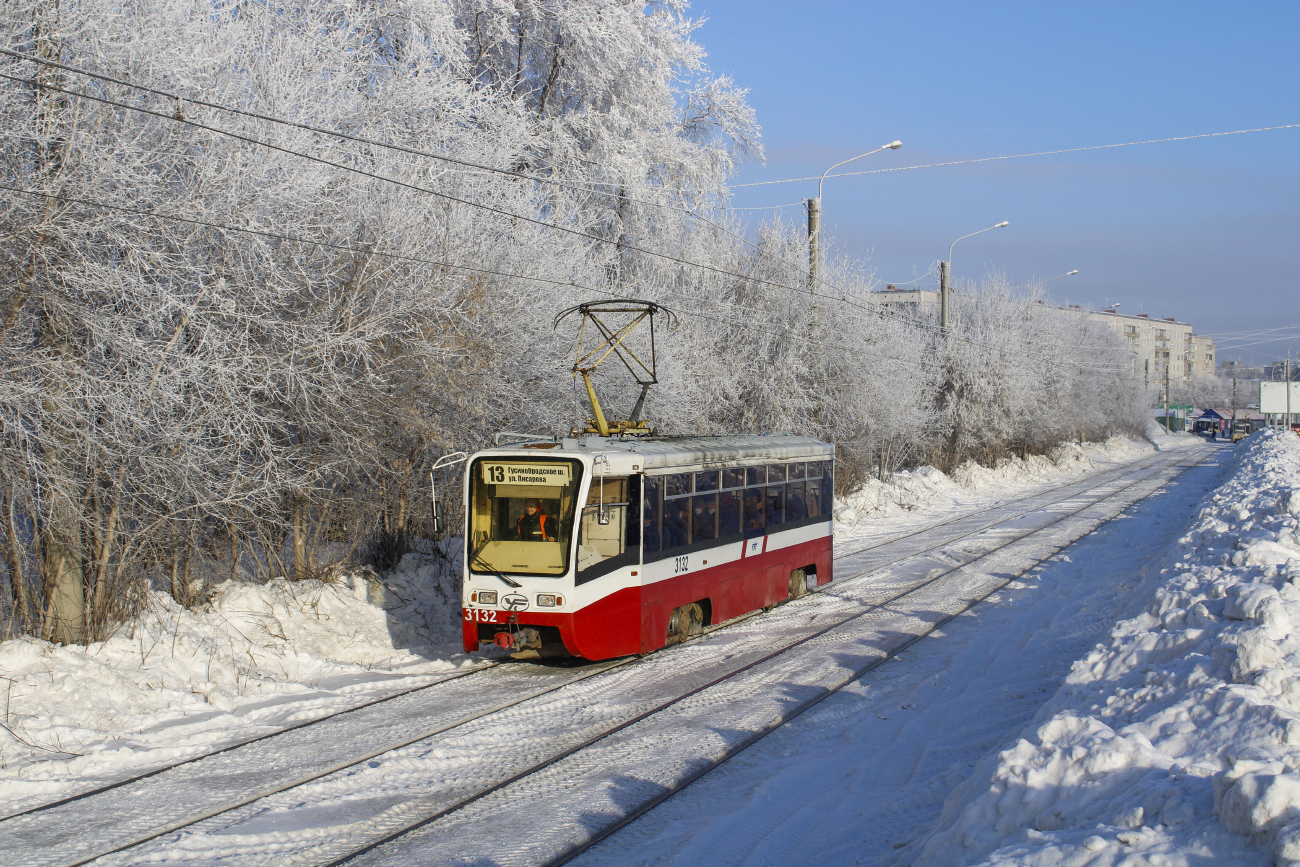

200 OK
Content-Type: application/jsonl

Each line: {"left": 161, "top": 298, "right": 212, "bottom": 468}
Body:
{"left": 468, "top": 540, "right": 523, "bottom": 588}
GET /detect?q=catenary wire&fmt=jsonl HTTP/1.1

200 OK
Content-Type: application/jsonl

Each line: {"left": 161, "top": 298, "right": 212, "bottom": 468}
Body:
{"left": 0, "top": 73, "right": 1129, "bottom": 372}
{"left": 0, "top": 49, "right": 1121, "bottom": 350}
{"left": 0, "top": 45, "right": 1284, "bottom": 367}
{"left": 0, "top": 52, "right": 1128, "bottom": 367}
{"left": 0, "top": 183, "right": 1128, "bottom": 374}
{"left": 730, "top": 124, "right": 1300, "bottom": 188}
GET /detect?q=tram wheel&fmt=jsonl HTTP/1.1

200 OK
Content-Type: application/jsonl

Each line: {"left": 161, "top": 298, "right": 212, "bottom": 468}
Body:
{"left": 667, "top": 602, "right": 705, "bottom": 643}
{"left": 788, "top": 568, "right": 808, "bottom": 599}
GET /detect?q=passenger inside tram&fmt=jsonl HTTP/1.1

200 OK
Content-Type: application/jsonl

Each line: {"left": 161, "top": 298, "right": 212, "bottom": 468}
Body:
{"left": 786, "top": 485, "right": 806, "bottom": 522}
{"left": 719, "top": 491, "right": 740, "bottom": 536}
{"left": 665, "top": 500, "right": 690, "bottom": 548}
{"left": 743, "top": 490, "right": 765, "bottom": 538}
{"left": 692, "top": 496, "right": 716, "bottom": 541}
{"left": 643, "top": 512, "right": 661, "bottom": 554}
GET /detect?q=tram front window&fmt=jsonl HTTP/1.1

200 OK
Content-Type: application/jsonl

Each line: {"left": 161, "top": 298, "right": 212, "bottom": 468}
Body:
{"left": 469, "top": 459, "right": 582, "bottom": 576}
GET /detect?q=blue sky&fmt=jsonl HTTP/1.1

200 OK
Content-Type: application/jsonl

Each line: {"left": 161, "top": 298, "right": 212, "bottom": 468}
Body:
{"left": 691, "top": 0, "right": 1300, "bottom": 364}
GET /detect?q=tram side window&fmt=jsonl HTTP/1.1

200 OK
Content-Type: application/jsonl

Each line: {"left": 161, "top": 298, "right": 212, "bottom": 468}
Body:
{"left": 789, "top": 462, "right": 806, "bottom": 480}
{"left": 786, "top": 479, "right": 807, "bottom": 521}
{"left": 766, "top": 483, "right": 784, "bottom": 528}
{"left": 664, "top": 495, "right": 690, "bottom": 550}
{"left": 643, "top": 476, "right": 661, "bottom": 556}
{"left": 692, "top": 493, "right": 717, "bottom": 541}
{"left": 806, "top": 477, "right": 822, "bottom": 519}
{"left": 719, "top": 489, "right": 740, "bottom": 537}
{"left": 743, "top": 485, "right": 765, "bottom": 538}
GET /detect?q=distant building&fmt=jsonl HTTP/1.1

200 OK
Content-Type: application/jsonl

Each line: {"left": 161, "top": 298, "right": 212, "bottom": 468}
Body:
{"left": 867, "top": 286, "right": 1216, "bottom": 387}
{"left": 1221, "top": 360, "right": 1270, "bottom": 380}
{"left": 1077, "top": 309, "right": 1215, "bottom": 388}
{"left": 870, "top": 285, "right": 939, "bottom": 316}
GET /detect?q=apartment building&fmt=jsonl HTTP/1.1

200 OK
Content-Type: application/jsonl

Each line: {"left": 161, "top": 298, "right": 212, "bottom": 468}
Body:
{"left": 870, "top": 285, "right": 940, "bottom": 316}
{"left": 1081, "top": 309, "right": 1216, "bottom": 387}
{"left": 868, "top": 286, "right": 1216, "bottom": 386}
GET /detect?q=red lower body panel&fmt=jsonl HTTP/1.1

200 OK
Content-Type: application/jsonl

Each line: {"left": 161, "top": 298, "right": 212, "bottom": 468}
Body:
{"left": 462, "top": 536, "right": 832, "bottom": 661}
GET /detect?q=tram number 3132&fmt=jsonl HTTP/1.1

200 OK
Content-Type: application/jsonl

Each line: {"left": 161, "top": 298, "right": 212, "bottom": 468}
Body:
{"left": 673, "top": 555, "right": 689, "bottom": 575}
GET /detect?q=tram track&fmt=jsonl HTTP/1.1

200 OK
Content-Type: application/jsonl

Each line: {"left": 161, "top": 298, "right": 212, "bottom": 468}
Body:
{"left": 335, "top": 448, "right": 1210, "bottom": 867}
{"left": 1, "top": 444, "right": 1206, "bottom": 867}
{"left": 3, "top": 442, "right": 1176, "bottom": 825}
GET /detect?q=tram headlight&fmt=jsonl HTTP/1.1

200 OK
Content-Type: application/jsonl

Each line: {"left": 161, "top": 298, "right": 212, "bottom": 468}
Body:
{"left": 537, "top": 594, "right": 557, "bottom": 607}
{"left": 474, "top": 590, "right": 498, "bottom": 605}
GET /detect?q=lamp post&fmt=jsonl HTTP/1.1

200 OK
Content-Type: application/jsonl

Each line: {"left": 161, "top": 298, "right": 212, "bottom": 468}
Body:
{"left": 1287, "top": 336, "right": 1299, "bottom": 433}
{"left": 940, "top": 221, "right": 1009, "bottom": 335}
{"left": 807, "top": 140, "right": 901, "bottom": 291}
{"left": 1040, "top": 269, "right": 1079, "bottom": 286}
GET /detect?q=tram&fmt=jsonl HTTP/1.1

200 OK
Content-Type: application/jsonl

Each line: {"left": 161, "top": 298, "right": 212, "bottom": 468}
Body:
{"left": 460, "top": 434, "right": 834, "bottom": 660}
{"left": 454, "top": 299, "right": 835, "bottom": 660}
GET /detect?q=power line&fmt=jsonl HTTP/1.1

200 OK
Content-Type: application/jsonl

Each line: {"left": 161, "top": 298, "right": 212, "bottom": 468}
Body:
{"left": 0, "top": 47, "right": 722, "bottom": 218}
{"left": 0, "top": 48, "right": 1091, "bottom": 348}
{"left": 731, "top": 123, "right": 1300, "bottom": 188}
{"left": 1, "top": 183, "right": 1126, "bottom": 374}
{"left": 0, "top": 70, "right": 1127, "bottom": 371}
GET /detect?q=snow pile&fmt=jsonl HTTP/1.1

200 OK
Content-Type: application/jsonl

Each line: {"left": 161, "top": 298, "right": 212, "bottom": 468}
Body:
{"left": 916, "top": 429, "right": 1300, "bottom": 866}
{"left": 0, "top": 549, "right": 468, "bottom": 813}
{"left": 835, "top": 436, "right": 1152, "bottom": 523}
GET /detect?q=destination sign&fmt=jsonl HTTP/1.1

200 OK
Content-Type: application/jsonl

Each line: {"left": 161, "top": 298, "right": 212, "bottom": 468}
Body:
{"left": 481, "top": 462, "right": 572, "bottom": 486}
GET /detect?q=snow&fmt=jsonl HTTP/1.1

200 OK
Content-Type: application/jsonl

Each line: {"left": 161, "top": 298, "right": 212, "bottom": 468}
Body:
{"left": 0, "top": 548, "right": 473, "bottom": 815}
{"left": 912, "top": 429, "right": 1300, "bottom": 866}
{"left": 0, "top": 430, "right": 1216, "bottom": 861}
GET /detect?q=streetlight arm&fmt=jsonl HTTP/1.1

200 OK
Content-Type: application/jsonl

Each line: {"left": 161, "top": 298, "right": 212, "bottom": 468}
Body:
{"left": 947, "top": 220, "right": 1009, "bottom": 272}
{"left": 817, "top": 141, "right": 902, "bottom": 199}
{"left": 1041, "top": 269, "right": 1079, "bottom": 285}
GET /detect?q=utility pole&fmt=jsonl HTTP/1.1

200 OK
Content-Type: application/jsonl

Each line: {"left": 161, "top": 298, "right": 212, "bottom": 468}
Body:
{"left": 1231, "top": 375, "right": 1238, "bottom": 437}
{"left": 1287, "top": 354, "right": 1293, "bottom": 433}
{"left": 939, "top": 260, "right": 950, "bottom": 336}
{"left": 1170, "top": 363, "right": 1180, "bottom": 434}
{"left": 806, "top": 197, "right": 821, "bottom": 293}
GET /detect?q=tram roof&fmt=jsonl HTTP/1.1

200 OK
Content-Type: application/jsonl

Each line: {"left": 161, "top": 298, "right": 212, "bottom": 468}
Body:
{"left": 551, "top": 433, "right": 833, "bottom": 470}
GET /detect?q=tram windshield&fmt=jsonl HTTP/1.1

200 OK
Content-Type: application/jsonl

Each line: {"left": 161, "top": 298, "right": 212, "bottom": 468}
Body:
{"left": 468, "top": 459, "right": 583, "bottom": 577}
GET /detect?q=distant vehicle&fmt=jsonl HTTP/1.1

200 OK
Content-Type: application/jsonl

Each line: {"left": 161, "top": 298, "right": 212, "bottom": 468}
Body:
{"left": 1232, "top": 420, "right": 1251, "bottom": 443}
{"left": 460, "top": 435, "right": 834, "bottom": 660}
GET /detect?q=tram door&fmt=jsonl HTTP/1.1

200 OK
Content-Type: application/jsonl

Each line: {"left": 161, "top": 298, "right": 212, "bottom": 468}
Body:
{"left": 575, "top": 475, "right": 640, "bottom": 585}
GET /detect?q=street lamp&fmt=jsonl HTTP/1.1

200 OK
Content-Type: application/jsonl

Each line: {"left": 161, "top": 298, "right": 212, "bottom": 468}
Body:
{"left": 1041, "top": 269, "right": 1079, "bottom": 285}
{"left": 940, "top": 220, "right": 1010, "bottom": 335}
{"left": 807, "top": 140, "right": 902, "bottom": 291}
{"left": 1287, "top": 336, "right": 1299, "bottom": 433}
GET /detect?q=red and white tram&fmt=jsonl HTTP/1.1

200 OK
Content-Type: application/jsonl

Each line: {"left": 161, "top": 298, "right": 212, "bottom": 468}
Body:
{"left": 461, "top": 434, "right": 834, "bottom": 660}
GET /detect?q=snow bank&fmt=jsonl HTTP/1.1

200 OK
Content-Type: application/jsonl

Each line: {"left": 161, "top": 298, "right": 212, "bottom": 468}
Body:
{"left": 916, "top": 430, "right": 1300, "bottom": 866}
{"left": 0, "top": 548, "right": 470, "bottom": 813}
{"left": 834, "top": 436, "right": 1152, "bottom": 524}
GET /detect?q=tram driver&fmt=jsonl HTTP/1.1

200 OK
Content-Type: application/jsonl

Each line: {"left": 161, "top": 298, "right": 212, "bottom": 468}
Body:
{"left": 517, "top": 499, "right": 556, "bottom": 542}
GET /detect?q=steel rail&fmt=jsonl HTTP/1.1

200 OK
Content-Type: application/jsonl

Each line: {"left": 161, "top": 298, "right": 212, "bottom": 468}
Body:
{"left": 0, "top": 657, "right": 502, "bottom": 824}
{"left": 13, "top": 449, "right": 1198, "bottom": 867}
{"left": 7, "top": 448, "right": 1178, "bottom": 824}
{"left": 545, "top": 449, "right": 1213, "bottom": 866}
{"left": 327, "top": 450, "right": 1205, "bottom": 867}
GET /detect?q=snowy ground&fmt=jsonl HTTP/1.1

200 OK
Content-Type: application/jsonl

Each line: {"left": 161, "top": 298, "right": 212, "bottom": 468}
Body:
{"left": 0, "top": 433, "right": 1176, "bottom": 826}
{"left": 575, "top": 432, "right": 1300, "bottom": 867}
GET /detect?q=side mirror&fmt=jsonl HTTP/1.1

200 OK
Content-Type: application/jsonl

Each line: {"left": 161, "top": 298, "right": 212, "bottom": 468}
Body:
{"left": 597, "top": 509, "right": 610, "bottom": 525}
{"left": 431, "top": 501, "right": 444, "bottom": 536}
